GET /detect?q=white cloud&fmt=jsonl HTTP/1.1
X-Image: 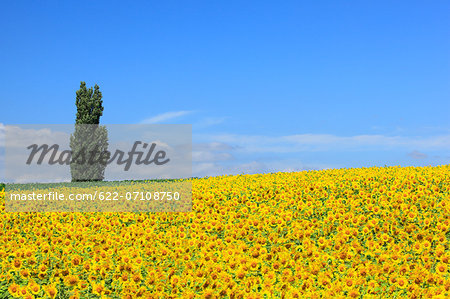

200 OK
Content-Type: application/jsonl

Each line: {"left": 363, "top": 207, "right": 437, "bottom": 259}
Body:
{"left": 408, "top": 150, "right": 428, "bottom": 160}
{"left": 200, "top": 133, "right": 450, "bottom": 153}
{"left": 190, "top": 132, "right": 450, "bottom": 177}
{"left": 192, "top": 163, "right": 218, "bottom": 176}
{"left": 3, "top": 125, "right": 70, "bottom": 149}
{"left": 139, "top": 111, "right": 193, "bottom": 124}
{"left": 192, "top": 151, "right": 233, "bottom": 162}
{"left": 0, "top": 123, "right": 5, "bottom": 147}
{"left": 228, "top": 161, "right": 267, "bottom": 174}
{"left": 191, "top": 159, "right": 338, "bottom": 178}
{"left": 192, "top": 161, "right": 266, "bottom": 177}
{"left": 194, "top": 117, "right": 227, "bottom": 129}
{"left": 191, "top": 142, "right": 235, "bottom": 163}
{"left": 193, "top": 142, "right": 234, "bottom": 151}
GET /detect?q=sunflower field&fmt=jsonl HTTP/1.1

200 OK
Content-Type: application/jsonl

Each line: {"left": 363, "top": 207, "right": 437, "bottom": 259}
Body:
{"left": 1, "top": 165, "right": 449, "bottom": 298}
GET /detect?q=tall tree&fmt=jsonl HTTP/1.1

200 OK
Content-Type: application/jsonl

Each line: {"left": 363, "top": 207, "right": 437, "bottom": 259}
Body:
{"left": 70, "top": 82, "right": 110, "bottom": 182}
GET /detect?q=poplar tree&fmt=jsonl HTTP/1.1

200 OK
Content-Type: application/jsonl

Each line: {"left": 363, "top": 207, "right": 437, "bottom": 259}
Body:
{"left": 70, "top": 82, "right": 110, "bottom": 181}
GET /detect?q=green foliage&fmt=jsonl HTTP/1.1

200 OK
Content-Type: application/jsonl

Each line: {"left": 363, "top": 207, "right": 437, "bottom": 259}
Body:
{"left": 75, "top": 82, "right": 104, "bottom": 124}
{"left": 70, "top": 82, "right": 109, "bottom": 182}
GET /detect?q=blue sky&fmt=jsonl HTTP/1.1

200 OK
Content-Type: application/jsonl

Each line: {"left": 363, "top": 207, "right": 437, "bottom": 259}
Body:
{"left": 1, "top": 1, "right": 449, "bottom": 177}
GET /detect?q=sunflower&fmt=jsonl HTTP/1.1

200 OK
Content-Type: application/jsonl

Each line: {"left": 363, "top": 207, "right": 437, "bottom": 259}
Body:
{"left": 317, "top": 237, "right": 326, "bottom": 247}
{"left": 37, "top": 272, "right": 46, "bottom": 280}
{"left": 249, "top": 259, "right": 259, "bottom": 271}
{"left": 436, "top": 263, "right": 448, "bottom": 275}
{"left": 8, "top": 283, "right": 20, "bottom": 298}
{"left": 236, "top": 268, "right": 246, "bottom": 280}
{"left": 78, "top": 280, "right": 89, "bottom": 290}
{"left": 319, "top": 276, "right": 331, "bottom": 288}
{"left": 389, "top": 275, "right": 397, "bottom": 285}
{"left": 71, "top": 255, "right": 82, "bottom": 266}
{"left": 120, "top": 273, "right": 129, "bottom": 282}
{"left": 28, "top": 282, "right": 40, "bottom": 295}
{"left": 367, "top": 280, "right": 379, "bottom": 294}
{"left": 286, "top": 287, "right": 301, "bottom": 298}
{"left": 12, "top": 259, "right": 21, "bottom": 270}
{"left": 170, "top": 275, "right": 180, "bottom": 286}
{"left": 91, "top": 281, "right": 105, "bottom": 296}
{"left": 396, "top": 277, "right": 408, "bottom": 289}
{"left": 182, "top": 290, "right": 196, "bottom": 299}
{"left": 380, "top": 233, "right": 389, "bottom": 243}
{"left": 132, "top": 273, "right": 142, "bottom": 283}
{"left": 344, "top": 277, "right": 354, "bottom": 288}
{"left": 19, "top": 268, "right": 30, "bottom": 279}
{"left": 412, "top": 242, "right": 422, "bottom": 252}
{"left": 202, "top": 288, "right": 215, "bottom": 299}
{"left": 272, "top": 261, "right": 281, "bottom": 271}
{"left": 423, "top": 240, "right": 432, "bottom": 250}
{"left": 348, "top": 288, "right": 360, "bottom": 298}
{"left": 44, "top": 284, "right": 58, "bottom": 299}
{"left": 64, "top": 274, "right": 79, "bottom": 287}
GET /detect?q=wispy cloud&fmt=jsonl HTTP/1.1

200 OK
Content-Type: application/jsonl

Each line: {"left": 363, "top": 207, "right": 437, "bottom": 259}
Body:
{"left": 193, "top": 142, "right": 234, "bottom": 151}
{"left": 192, "top": 160, "right": 339, "bottom": 177}
{"left": 197, "top": 133, "right": 450, "bottom": 153}
{"left": 192, "top": 151, "right": 233, "bottom": 162}
{"left": 193, "top": 161, "right": 267, "bottom": 177}
{"left": 139, "top": 111, "right": 193, "bottom": 124}
{"left": 192, "top": 142, "right": 234, "bottom": 163}
{"left": 0, "top": 123, "right": 4, "bottom": 147}
{"left": 408, "top": 150, "right": 428, "bottom": 160}
{"left": 194, "top": 117, "right": 227, "bottom": 129}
